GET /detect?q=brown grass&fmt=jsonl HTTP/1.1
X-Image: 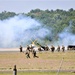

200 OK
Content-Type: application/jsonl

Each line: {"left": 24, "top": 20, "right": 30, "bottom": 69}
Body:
{"left": 0, "top": 49, "right": 75, "bottom": 71}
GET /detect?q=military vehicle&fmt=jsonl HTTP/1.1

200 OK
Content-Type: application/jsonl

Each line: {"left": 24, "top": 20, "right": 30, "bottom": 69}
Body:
{"left": 67, "top": 45, "right": 75, "bottom": 50}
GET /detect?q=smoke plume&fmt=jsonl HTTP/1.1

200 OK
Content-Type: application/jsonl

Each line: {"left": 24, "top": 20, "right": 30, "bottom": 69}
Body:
{"left": 0, "top": 15, "right": 50, "bottom": 48}
{"left": 0, "top": 15, "right": 75, "bottom": 48}
{"left": 57, "top": 21, "right": 75, "bottom": 46}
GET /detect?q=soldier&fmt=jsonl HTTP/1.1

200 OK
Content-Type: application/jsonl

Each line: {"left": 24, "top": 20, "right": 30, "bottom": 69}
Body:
{"left": 27, "top": 45, "right": 30, "bottom": 51}
{"left": 51, "top": 45, "right": 55, "bottom": 52}
{"left": 62, "top": 45, "right": 65, "bottom": 52}
{"left": 19, "top": 45, "right": 23, "bottom": 52}
{"left": 32, "top": 49, "right": 38, "bottom": 58}
{"left": 25, "top": 49, "right": 30, "bottom": 58}
{"left": 45, "top": 45, "right": 49, "bottom": 51}
{"left": 30, "top": 45, "right": 34, "bottom": 52}
{"left": 38, "top": 47, "right": 41, "bottom": 51}
{"left": 57, "top": 45, "right": 60, "bottom": 52}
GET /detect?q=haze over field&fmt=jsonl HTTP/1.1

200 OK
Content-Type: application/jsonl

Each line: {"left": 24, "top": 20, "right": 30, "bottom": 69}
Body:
{"left": 0, "top": 0, "right": 75, "bottom": 48}
{"left": 0, "top": 15, "right": 51, "bottom": 48}
{"left": 0, "top": 15, "right": 75, "bottom": 48}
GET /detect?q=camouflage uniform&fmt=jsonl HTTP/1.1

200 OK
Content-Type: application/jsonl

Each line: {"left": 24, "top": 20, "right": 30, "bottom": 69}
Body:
{"left": 45, "top": 46, "right": 49, "bottom": 51}
{"left": 25, "top": 50, "right": 30, "bottom": 58}
{"left": 27, "top": 45, "right": 30, "bottom": 51}
{"left": 57, "top": 45, "right": 60, "bottom": 52}
{"left": 51, "top": 45, "right": 55, "bottom": 52}
{"left": 62, "top": 45, "right": 65, "bottom": 52}
{"left": 19, "top": 45, "right": 23, "bottom": 52}
{"left": 32, "top": 49, "right": 38, "bottom": 58}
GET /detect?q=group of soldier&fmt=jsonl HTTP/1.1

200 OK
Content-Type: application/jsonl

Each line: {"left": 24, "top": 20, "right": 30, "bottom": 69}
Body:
{"left": 38, "top": 45, "right": 65, "bottom": 52}
{"left": 19, "top": 45, "right": 65, "bottom": 58}
{"left": 19, "top": 45, "right": 38, "bottom": 58}
{"left": 50, "top": 45, "right": 65, "bottom": 52}
{"left": 25, "top": 45, "right": 39, "bottom": 58}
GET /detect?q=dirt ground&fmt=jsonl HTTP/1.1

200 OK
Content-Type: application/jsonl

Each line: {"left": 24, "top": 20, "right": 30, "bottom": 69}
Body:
{"left": 0, "top": 48, "right": 75, "bottom": 72}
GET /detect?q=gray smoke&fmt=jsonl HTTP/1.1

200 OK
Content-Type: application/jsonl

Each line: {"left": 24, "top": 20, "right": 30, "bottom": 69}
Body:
{"left": 0, "top": 15, "right": 51, "bottom": 48}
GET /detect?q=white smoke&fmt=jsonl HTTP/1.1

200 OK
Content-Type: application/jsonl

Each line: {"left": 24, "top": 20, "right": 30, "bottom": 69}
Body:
{"left": 0, "top": 15, "right": 50, "bottom": 48}
{"left": 57, "top": 21, "right": 75, "bottom": 46}
{"left": 1, "top": 15, "right": 74, "bottom": 48}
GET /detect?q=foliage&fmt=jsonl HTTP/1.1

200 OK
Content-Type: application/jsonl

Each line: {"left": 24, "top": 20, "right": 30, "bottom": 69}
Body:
{"left": 0, "top": 8, "right": 75, "bottom": 42}
{"left": 27, "top": 8, "right": 75, "bottom": 34}
{"left": 0, "top": 11, "right": 16, "bottom": 20}
{"left": 26, "top": 8, "right": 75, "bottom": 42}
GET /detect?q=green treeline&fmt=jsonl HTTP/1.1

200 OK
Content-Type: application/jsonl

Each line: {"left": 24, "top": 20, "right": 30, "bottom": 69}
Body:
{"left": 27, "top": 8, "right": 75, "bottom": 34}
{"left": 0, "top": 8, "right": 75, "bottom": 42}
{"left": 0, "top": 8, "right": 75, "bottom": 34}
{"left": 0, "top": 11, "right": 16, "bottom": 20}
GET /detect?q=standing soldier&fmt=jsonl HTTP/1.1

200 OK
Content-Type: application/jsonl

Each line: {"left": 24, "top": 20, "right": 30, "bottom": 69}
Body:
{"left": 27, "top": 45, "right": 30, "bottom": 51}
{"left": 45, "top": 45, "right": 49, "bottom": 51}
{"left": 51, "top": 45, "right": 55, "bottom": 52}
{"left": 19, "top": 45, "right": 23, "bottom": 52}
{"left": 57, "top": 45, "right": 60, "bottom": 52}
{"left": 62, "top": 45, "right": 65, "bottom": 52}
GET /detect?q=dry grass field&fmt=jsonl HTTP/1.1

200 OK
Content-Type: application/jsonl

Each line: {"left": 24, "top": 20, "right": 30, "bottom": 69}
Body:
{"left": 0, "top": 49, "right": 75, "bottom": 72}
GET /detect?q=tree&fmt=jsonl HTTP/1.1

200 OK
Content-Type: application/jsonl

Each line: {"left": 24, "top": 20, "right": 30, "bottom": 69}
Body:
{"left": 69, "top": 8, "right": 74, "bottom": 12}
{"left": 0, "top": 11, "right": 16, "bottom": 20}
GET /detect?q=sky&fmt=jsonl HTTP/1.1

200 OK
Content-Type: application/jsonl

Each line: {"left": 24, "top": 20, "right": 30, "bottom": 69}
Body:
{"left": 0, "top": 0, "right": 75, "bottom": 13}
